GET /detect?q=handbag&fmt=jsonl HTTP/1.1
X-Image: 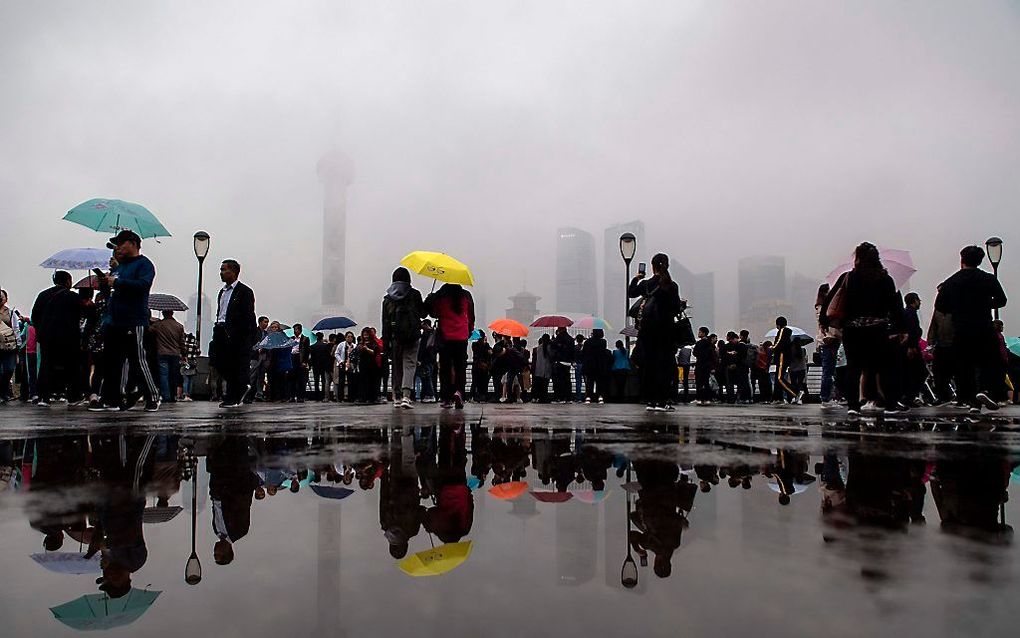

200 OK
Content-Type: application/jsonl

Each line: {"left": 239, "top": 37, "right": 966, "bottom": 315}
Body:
{"left": 674, "top": 314, "right": 696, "bottom": 347}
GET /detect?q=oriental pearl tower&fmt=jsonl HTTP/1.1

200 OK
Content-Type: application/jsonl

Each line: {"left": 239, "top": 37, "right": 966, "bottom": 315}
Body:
{"left": 316, "top": 150, "right": 355, "bottom": 321}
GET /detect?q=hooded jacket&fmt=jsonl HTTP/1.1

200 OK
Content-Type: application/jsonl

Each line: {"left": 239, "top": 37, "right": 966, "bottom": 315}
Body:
{"left": 382, "top": 281, "right": 425, "bottom": 347}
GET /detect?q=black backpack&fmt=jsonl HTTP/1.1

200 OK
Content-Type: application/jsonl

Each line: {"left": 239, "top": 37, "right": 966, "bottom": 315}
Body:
{"left": 389, "top": 296, "right": 421, "bottom": 345}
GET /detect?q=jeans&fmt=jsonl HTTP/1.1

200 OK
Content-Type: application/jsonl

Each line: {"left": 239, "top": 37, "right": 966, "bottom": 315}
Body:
{"left": 157, "top": 355, "right": 180, "bottom": 401}
{"left": 819, "top": 342, "right": 838, "bottom": 402}
{"left": 416, "top": 363, "right": 435, "bottom": 400}
{"left": 183, "top": 374, "right": 194, "bottom": 397}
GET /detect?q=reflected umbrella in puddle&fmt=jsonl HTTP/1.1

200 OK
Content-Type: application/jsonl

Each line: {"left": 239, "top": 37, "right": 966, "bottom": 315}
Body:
{"left": 488, "top": 481, "right": 528, "bottom": 500}
{"left": 30, "top": 552, "right": 101, "bottom": 575}
{"left": 530, "top": 491, "right": 573, "bottom": 503}
{"left": 50, "top": 588, "right": 161, "bottom": 631}
{"left": 398, "top": 540, "right": 473, "bottom": 577}
{"left": 310, "top": 485, "right": 355, "bottom": 500}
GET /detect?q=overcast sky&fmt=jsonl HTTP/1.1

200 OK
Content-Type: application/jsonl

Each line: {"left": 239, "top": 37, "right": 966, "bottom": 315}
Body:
{"left": 2, "top": 0, "right": 1018, "bottom": 331}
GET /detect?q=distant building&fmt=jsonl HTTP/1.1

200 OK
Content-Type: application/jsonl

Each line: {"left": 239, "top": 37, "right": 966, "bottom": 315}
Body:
{"left": 602, "top": 221, "right": 646, "bottom": 330}
{"left": 743, "top": 300, "right": 795, "bottom": 344}
{"left": 673, "top": 263, "right": 715, "bottom": 331}
{"left": 789, "top": 272, "right": 820, "bottom": 333}
{"left": 506, "top": 291, "right": 541, "bottom": 326}
{"left": 556, "top": 227, "right": 598, "bottom": 316}
{"left": 316, "top": 150, "right": 355, "bottom": 322}
{"left": 738, "top": 256, "right": 786, "bottom": 319}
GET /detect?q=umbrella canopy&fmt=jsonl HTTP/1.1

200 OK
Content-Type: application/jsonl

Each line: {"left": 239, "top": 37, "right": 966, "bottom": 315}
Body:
{"left": 142, "top": 506, "right": 183, "bottom": 524}
{"left": 826, "top": 247, "right": 916, "bottom": 290}
{"left": 40, "top": 248, "right": 110, "bottom": 271}
{"left": 284, "top": 328, "right": 318, "bottom": 344}
{"left": 31, "top": 552, "right": 101, "bottom": 575}
{"left": 1006, "top": 337, "right": 1020, "bottom": 358}
{"left": 310, "top": 485, "right": 355, "bottom": 500}
{"left": 764, "top": 326, "right": 814, "bottom": 345}
{"left": 574, "top": 316, "right": 612, "bottom": 331}
{"left": 468, "top": 329, "right": 483, "bottom": 342}
{"left": 50, "top": 589, "right": 161, "bottom": 631}
{"left": 312, "top": 316, "right": 357, "bottom": 331}
{"left": 489, "top": 318, "right": 528, "bottom": 338}
{"left": 530, "top": 315, "right": 574, "bottom": 328}
{"left": 488, "top": 481, "right": 529, "bottom": 500}
{"left": 74, "top": 275, "right": 102, "bottom": 290}
{"left": 530, "top": 491, "right": 573, "bottom": 503}
{"left": 398, "top": 541, "right": 473, "bottom": 577}
{"left": 147, "top": 293, "right": 188, "bottom": 312}
{"left": 256, "top": 332, "right": 296, "bottom": 350}
{"left": 400, "top": 251, "right": 474, "bottom": 286}
{"left": 64, "top": 199, "right": 170, "bottom": 239}
{"left": 573, "top": 490, "right": 609, "bottom": 504}
{"left": 619, "top": 325, "right": 639, "bottom": 338}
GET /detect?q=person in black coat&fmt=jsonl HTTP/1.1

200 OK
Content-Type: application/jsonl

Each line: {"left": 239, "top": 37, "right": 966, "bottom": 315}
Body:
{"left": 212, "top": 260, "right": 257, "bottom": 407}
{"left": 628, "top": 253, "right": 683, "bottom": 411}
{"left": 33, "top": 271, "right": 83, "bottom": 405}
{"left": 207, "top": 436, "right": 260, "bottom": 565}
{"left": 580, "top": 328, "right": 609, "bottom": 403}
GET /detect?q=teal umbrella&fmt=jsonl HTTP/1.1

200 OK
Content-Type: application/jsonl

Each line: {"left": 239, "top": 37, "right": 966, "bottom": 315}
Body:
{"left": 50, "top": 588, "right": 161, "bottom": 631}
{"left": 284, "top": 328, "right": 318, "bottom": 345}
{"left": 1006, "top": 337, "right": 1020, "bottom": 358}
{"left": 64, "top": 199, "right": 171, "bottom": 240}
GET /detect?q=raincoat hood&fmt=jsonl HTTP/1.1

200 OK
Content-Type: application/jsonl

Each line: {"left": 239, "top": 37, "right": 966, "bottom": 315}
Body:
{"left": 386, "top": 281, "right": 413, "bottom": 301}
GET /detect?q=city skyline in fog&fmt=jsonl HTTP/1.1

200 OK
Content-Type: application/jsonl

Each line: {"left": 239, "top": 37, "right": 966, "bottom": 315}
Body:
{"left": 2, "top": 1, "right": 1017, "bottom": 333}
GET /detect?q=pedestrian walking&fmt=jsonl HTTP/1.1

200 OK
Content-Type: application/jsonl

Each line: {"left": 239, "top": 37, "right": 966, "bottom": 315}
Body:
{"left": 933, "top": 245, "right": 1007, "bottom": 414}
{"left": 149, "top": 310, "right": 186, "bottom": 403}
{"left": 247, "top": 316, "right": 270, "bottom": 401}
{"left": 382, "top": 267, "right": 425, "bottom": 408}
{"left": 425, "top": 283, "right": 474, "bottom": 409}
{"left": 209, "top": 259, "right": 257, "bottom": 408}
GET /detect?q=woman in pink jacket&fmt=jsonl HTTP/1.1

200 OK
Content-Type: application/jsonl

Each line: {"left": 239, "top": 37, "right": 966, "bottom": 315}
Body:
{"left": 425, "top": 284, "right": 475, "bottom": 409}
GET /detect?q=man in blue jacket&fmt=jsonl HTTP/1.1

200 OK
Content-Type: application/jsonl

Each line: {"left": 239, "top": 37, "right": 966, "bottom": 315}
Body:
{"left": 90, "top": 230, "right": 160, "bottom": 412}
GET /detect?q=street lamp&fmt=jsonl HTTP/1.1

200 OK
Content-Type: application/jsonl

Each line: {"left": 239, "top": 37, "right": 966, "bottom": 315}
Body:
{"left": 620, "top": 233, "right": 637, "bottom": 351}
{"left": 193, "top": 232, "right": 211, "bottom": 351}
{"left": 986, "top": 236, "right": 1003, "bottom": 320}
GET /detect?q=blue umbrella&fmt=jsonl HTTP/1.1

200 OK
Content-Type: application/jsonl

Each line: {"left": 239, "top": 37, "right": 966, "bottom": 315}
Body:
{"left": 31, "top": 552, "right": 101, "bottom": 575}
{"left": 310, "top": 485, "right": 355, "bottom": 500}
{"left": 313, "top": 316, "right": 357, "bottom": 331}
{"left": 256, "top": 332, "right": 296, "bottom": 350}
{"left": 468, "top": 329, "right": 483, "bottom": 342}
{"left": 50, "top": 589, "right": 161, "bottom": 631}
{"left": 40, "top": 248, "right": 110, "bottom": 270}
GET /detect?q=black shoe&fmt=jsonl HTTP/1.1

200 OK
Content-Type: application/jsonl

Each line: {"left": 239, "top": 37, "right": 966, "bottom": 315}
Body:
{"left": 975, "top": 393, "right": 999, "bottom": 411}
{"left": 144, "top": 400, "right": 160, "bottom": 412}
{"left": 121, "top": 393, "right": 142, "bottom": 411}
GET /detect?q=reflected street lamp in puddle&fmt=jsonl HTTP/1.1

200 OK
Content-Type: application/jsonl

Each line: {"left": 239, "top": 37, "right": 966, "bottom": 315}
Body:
{"left": 183, "top": 450, "right": 202, "bottom": 585}
{"left": 620, "top": 462, "right": 638, "bottom": 589}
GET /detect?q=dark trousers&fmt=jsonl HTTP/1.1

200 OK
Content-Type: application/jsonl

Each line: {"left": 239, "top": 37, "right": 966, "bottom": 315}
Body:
{"left": 157, "top": 355, "right": 181, "bottom": 401}
{"left": 471, "top": 365, "right": 489, "bottom": 401}
{"left": 953, "top": 330, "right": 998, "bottom": 408}
{"left": 38, "top": 344, "right": 83, "bottom": 402}
{"left": 751, "top": 367, "right": 772, "bottom": 402}
{"left": 931, "top": 347, "right": 955, "bottom": 403}
{"left": 100, "top": 326, "right": 157, "bottom": 405}
{"left": 901, "top": 348, "right": 927, "bottom": 403}
{"left": 211, "top": 325, "right": 249, "bottom": 404}
{"left": 552, "top": 364, "right": 571, "bottom": 401}
{"left": 612, "top": 369, "right": 629, "bottom": 401}
{"left": 312, "top": 367, "right": 328, "bottom": 400}
{"left": 695, "top": 364, "right": 713, "bottom": 402}
{"left": 289, "top": 355, "right": 308, "bottom": 401}
{"left": 269, "top": 369, "right": 289, "bottom": 401}
{"left": 724, "top": 366, "right": 751, "bottom": 402}
{"left": 438, "top": 340, "right": 467, "bottom": 402}
{"left": 532, "top": 376, "right": 550, "bottom": 402}
{"left": 638, "top": 334, "right": 675, "bottom": 406}
{"left": 584, "top": 371, "right": 606, "bottom": 399}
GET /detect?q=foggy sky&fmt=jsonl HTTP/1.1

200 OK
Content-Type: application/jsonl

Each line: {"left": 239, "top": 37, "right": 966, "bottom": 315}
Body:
{"left": 2, "top": 0, "right": 1018, "bottom": 332}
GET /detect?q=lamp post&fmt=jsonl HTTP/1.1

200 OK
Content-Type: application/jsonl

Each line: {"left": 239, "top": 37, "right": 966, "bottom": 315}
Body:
{"left": 182, "top": 449, "right": 202, "bottom": 585}
{"left": 620, "top": 233, "right": 637, "bottom": 351}
{"left": 193, "top": 232, "right": 211, "bottom": 350}
{"left": 620, "top": 461, "right": 638, "bottom": 589}
{"left": 986, "top": 237, "right": 1003, "bottom": 320}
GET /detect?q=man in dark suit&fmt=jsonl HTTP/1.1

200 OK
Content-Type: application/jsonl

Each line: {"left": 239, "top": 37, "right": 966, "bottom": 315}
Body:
{"left": 212, "top": 260, "right": 257, "bottom": 408}
{"left": 288, "top": 323, "right": 311, "bottom": 402}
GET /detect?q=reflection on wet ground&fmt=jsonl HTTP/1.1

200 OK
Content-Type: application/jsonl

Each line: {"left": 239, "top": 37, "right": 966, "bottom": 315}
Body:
{"left": 1, "top": 409, "right": 1019, "bottom": 636}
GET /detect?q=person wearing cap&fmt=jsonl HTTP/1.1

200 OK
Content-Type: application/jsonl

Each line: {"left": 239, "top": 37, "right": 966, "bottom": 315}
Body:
{"left": 90, "top": 230, "right": 160, "bottom": 412}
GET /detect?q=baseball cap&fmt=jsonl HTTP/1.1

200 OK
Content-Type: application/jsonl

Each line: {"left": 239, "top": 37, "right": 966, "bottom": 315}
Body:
{"left": 107, "top": 229, "right": 142, "bottom": 249}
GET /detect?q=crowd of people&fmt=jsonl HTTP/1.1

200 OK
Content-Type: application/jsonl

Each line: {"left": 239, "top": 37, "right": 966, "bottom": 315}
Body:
{"left": 1, "top": 238, "right": 1014, "bottom": 416}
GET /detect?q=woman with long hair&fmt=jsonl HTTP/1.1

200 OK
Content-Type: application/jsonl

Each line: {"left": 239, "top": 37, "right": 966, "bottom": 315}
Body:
{"left": 628, "top": 253, "right": 683, "bottom": 411}
{"left": 821, "top": 242, "right": 903, "bottom": 415}
{"left": 425, "top": 283, "right": 475, "bottom": 409}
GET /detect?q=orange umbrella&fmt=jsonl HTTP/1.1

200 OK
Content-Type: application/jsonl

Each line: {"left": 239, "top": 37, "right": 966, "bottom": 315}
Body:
{"left": 489, "top": 318, "right": 529, "bottom": 338}
{"left": 488, "top": 481, "right": 529, "bottom": 500}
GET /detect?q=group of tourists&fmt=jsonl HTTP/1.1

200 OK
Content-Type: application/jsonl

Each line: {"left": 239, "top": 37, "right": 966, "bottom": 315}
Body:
{"left": 0, "top": 239, "right": 1012, "bottom": 415}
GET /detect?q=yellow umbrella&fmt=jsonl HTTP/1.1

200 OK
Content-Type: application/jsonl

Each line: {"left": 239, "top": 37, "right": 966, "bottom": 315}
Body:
{"left": 398, "top": 541, "right": 473, "bottom": 577}
{"left": 400, "top": 251, "right": 475, "bottom": 286}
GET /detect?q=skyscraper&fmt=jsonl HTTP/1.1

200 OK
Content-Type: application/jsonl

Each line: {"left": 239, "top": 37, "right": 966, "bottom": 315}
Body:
{"left": 602, "top": 221, "right": 645, "bottom": 330}
{"left": 789, "top": 272, "right": 820, "bottom": 332}
{"left": 673, "top": 263, "right": 715, "bottom": 330}
{"left": 738, "top": 256, "right": 787, "bottom": 339}
{"left": 556, "top": 227, "right": 598, "bottom": 316}
{"left": 316, "top": 150, "right": 355, "bottom": 319}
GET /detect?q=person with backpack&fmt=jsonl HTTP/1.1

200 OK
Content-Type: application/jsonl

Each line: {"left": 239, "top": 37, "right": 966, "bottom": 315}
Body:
{"left": 0, "top": 289, "right": 23, "bottom": 404}
{"left": 752, "top": 339, "right": 773, "bottom": 403}
{"left": 382, "top": 267, "right": 425, "bottom": 409}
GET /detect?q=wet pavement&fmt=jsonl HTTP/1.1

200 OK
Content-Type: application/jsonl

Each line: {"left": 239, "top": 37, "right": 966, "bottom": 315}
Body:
{"left": 1, "top": 401, "right": 1019, "bottom": 636}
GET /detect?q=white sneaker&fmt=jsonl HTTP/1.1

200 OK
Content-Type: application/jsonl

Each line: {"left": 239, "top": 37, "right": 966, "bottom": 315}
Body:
{"left": 585, "top": 397, "right": 591, "bottom": 404}
{"left": 862, "top": 401, "right": 879, "bottom": 413}
{"left": 401, "top": 398, "right": 414, "bottom": 409}
{"left": 598, "top": 397, "right": 605, "bottom": 404}
{"left": 393, "top": 401, "right": 402, "bottom": 408}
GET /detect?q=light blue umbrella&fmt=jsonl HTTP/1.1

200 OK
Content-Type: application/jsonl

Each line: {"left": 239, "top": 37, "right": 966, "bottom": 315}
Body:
{"left": 255, "top": 332, "right": 296, "bottom": 350}
{"left": 310, "top": 485, "right": 355, "bottom": 500}
{"left": 39, "top": 248, "right": 110, "bottom": 271}
{"left": 31, "top": 552, "right": 101, "bottom": 575}
{"left": 64, "top": 199, "right": 171, "bottom": 239}
{"left": 1006, "top": 337, "right": 1020, "bottom": 358}
{"left": 284, "top": 328, "right": 318, "bottom": 345}
{"left": 468, "top": 329, "right": 483, "bottom": 342}
{"left": 50, "top": 588, "right": 161, "bottom": 631}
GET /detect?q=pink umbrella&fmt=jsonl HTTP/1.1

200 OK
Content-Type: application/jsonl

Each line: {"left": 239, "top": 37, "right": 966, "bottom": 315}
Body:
{"left": 573, "top": 316, "right": 612, "bottom": 331}
{"left": 826, "top": 247, "right": 916, "bottom": 290}
{"left": 530, "top": 491, "right": 573, "bottom": 503}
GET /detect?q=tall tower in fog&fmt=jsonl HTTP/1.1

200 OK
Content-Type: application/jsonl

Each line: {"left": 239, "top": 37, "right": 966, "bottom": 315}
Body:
{"left": 316, "top": 150, "right": 355, "bottom": 318}
{"left": 556, "top": 227, "right": 598, "bottom": 316}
